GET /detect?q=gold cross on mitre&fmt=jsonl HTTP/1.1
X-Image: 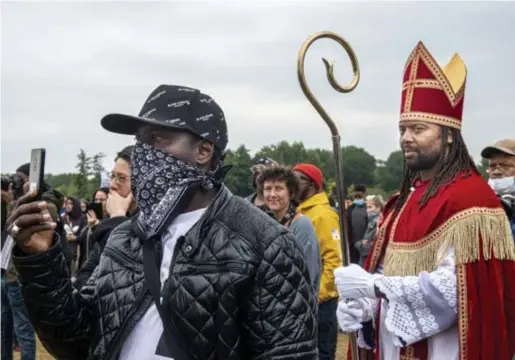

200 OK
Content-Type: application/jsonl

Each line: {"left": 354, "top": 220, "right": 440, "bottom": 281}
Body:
{"left": 400, "top": 41, "right": 468, "bottom": 130}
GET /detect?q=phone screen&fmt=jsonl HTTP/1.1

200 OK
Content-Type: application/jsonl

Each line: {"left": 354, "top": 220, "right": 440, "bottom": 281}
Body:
{"left": 87, "top": 202, "right": 104, "bottom": 220}
{"left": 29, "top": 148, "right": 46, "bottom": 198}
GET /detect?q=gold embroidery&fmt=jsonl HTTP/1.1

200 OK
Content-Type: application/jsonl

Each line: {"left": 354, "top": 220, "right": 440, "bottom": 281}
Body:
{"left": 400, "top": 346, "right": 421, "bottom": 360}
{"left": 402, "top": 79, "right": 442, "bottom": 91}
{"left": 369, "top": 192, "right": 413, "bottom": 272}
{"left": 388, "top": 192, "right": 413, "bottom": 244}
{"left": 403, "top": 54, "right": 420, "bottom": 113}
{"left": 383, "top": 207, "right": 515, "bottom": 276}
{"left": 456, "top": 265, "right": 468, "bottom": 360}
{"left": 402, "top": 42, "right": 466, "bottom": 107}
{"left": 368, "top": 211, "right": 393, "bottom": 272}
{"left": 400, "top": 112, "right": 461, "bottom": 130}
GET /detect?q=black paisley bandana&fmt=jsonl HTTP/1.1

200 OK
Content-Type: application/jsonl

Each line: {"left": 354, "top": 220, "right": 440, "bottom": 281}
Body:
{"left": 131, "top": 140, "right": 224, "bottom": 240}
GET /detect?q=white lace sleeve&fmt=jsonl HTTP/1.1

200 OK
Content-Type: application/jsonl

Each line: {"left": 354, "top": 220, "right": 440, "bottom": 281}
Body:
{"left": 375, "top": 249, "right": 457, "bottom": 346}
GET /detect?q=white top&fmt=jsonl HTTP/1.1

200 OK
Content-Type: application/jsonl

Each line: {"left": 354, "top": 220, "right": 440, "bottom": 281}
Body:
{"left": 374, "top": 249, "right": 459, "bottom": 360}
{"left": 119, "top": 208, "right": 206, "bottom": 360}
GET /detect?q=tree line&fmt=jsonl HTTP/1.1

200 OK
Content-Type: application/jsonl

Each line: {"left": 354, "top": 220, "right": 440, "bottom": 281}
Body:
{"left": 43, "top": 141, "right": 489, "bottom": 200}
{"left": 45, "top": 149, "right": 107, "bottom": 199}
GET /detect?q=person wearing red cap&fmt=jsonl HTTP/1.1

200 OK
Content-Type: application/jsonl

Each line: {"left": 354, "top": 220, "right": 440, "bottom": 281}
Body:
{"left": 293, "top": 163, "right": 342, "bottom": 360}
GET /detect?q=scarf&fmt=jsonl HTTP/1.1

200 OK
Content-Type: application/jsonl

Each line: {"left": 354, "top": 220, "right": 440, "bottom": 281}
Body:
{"left": 131, "top": 141, "right": 226, "bottom": 240}
{"left": 280, "top": 203, "right": 298, "bottom": 226}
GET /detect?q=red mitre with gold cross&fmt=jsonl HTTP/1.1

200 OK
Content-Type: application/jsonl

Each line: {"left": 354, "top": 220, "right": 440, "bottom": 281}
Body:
{"left": 400, "top": 41, "right": 467, "bottom": 130}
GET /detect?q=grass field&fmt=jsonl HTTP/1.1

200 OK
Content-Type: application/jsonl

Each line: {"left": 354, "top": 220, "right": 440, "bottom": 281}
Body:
{"left": 15, "top": 333, "right": 349, "bottom": 360}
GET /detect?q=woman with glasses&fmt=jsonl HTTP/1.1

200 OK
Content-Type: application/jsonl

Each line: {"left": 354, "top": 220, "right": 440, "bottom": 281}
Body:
{"left": 74, "top": 146, "right": 137, "bottom": 288}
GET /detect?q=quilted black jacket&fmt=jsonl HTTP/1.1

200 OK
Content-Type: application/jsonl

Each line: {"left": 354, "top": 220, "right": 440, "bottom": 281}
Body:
{"left": 13, "top": 186, "right": 318, "bottom": 360}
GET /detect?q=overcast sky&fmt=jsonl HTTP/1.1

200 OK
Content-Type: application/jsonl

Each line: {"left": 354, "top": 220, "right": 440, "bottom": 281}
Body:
{"left": 2, "top": 1, "right": 514, "bottom": 174}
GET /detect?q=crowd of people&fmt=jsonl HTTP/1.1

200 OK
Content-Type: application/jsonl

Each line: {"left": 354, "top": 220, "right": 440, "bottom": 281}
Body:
{"left": 1, "top": 41, "right": 515, "bottom": 360}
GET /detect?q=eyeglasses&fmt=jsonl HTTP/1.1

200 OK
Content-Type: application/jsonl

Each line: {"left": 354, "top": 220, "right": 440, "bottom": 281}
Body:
{"left": 110, "top": 173, "right": 129, "bottom": 185}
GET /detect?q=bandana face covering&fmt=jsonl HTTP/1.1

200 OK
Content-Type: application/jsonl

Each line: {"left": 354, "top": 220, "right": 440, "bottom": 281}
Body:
{"left": 131, "top": 140, "right": 223, "bottom": 240}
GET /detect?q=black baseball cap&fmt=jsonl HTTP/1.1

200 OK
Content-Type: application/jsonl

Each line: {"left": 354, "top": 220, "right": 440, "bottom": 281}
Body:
{"left": 101, "top": 85, "right": 229, "bottom": 150}
{"left": 255, "top": 157, "right": 277, "bottom": 166}
{"left": 250, "top": 157, "right": 277, "bottom": 173}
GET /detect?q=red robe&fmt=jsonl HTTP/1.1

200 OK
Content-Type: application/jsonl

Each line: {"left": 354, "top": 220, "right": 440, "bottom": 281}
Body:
{"left": 348, "top": 171, "right": 515, "bottom": 360}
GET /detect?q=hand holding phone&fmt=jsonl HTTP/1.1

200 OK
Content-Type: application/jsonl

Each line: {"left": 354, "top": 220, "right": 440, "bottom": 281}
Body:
{"left": 5, "top": 148, "right": 55, "bottom": 253}
{"left": 86, "top": 211, "right": 98, "bottom": 227}
{"left": 86, "top": 202, "right": 104, "bottom": 221}
{"left": 28, "top": 148, "right": 46, "bottom": 200}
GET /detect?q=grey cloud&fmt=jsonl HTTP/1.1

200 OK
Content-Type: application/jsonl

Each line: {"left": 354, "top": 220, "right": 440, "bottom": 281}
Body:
{"left": 1, "top": 1, "right": 514, "bottom": 173}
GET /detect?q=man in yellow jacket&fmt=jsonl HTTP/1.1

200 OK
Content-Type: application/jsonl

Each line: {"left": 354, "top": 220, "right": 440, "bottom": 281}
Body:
{"left": 293, "top": 163, "right": 342, "bottom": 360}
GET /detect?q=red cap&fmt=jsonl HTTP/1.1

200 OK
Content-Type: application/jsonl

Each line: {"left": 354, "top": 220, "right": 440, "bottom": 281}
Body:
{"left": 400, "top": 41, "right": 467, "bottom": 130}
{"left": 293, "top": 163, "right": 323, "bottom": 190}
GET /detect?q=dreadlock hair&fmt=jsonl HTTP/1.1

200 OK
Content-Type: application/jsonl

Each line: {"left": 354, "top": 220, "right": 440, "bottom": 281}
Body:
{"left": 395, "top": 126, "right": 478, "bottom": 212}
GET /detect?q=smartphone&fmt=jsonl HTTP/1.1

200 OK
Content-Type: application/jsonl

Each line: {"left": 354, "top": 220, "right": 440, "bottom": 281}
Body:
{"left": 87, "top": 202, "right": 104, "bottom": 220}
{"left": 29, "top": 148, "right": 46, "bottom": 200}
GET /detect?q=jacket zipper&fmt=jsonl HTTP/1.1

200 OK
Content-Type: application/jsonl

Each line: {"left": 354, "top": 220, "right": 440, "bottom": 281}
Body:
{"left": 179, "top": 261, "right": 248, "bottom": 275}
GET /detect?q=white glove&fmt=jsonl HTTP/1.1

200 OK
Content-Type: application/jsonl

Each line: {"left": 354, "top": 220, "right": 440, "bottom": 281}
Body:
{"left": 336, "top": 299, "right": 374, "bottom": 332}
{"left": 334, "top": 264, "right": 383, "bottom": 300}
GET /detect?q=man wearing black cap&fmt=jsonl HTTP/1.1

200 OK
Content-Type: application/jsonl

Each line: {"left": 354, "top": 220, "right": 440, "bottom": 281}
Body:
{"left": 7, "top": 85, "right": 318, "bottom": 360}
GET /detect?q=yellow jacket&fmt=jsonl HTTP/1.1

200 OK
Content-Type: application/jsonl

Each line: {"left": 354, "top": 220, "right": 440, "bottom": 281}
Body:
{"left": 297, "top": 192, "right": 342, "bottom": 303}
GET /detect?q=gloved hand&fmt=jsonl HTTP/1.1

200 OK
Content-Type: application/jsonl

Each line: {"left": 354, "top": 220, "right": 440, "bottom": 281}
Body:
{"left": 336, "top": 299, "right": 375, "bottom": 332}
{"left": 334, "top": 264, "right": 383, "bottom": 299}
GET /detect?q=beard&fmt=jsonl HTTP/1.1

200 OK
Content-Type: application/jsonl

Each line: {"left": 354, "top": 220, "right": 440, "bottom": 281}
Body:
{"left": 298, "top": 187, "right": 310, "bottom": 203}
{"left": 405, "top": 150, "right": 440, "bottom": 171}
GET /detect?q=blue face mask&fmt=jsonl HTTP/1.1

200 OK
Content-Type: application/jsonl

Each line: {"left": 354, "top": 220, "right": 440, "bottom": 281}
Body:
{"left": 353, "top": 199, "right": 365, "bottom": 206}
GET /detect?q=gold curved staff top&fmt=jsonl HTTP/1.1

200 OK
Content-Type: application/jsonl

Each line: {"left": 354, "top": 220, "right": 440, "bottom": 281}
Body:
{"left": 297, "top": 31, "right": 361, "bottom": 360}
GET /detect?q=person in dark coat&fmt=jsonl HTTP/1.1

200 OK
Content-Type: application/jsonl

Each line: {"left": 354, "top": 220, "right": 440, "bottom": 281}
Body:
{"left": 74, "top": 145, "right": 137, "bottom": 288}
{"left": 346, "top": 184, "right": 368, "bottom": 264}
{"left": 62, "top": 197, "right": 87, "bottom": 272}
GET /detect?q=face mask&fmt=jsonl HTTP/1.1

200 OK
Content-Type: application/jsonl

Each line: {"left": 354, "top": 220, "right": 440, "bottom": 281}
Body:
{"left": 488, "top": 176, "right": 515, "bottom": 196}
{"left": 130, "top": 141, "right": 225, "bottom": 240}
{"left": 353, "top": 199, "right": 365, "bottom": 206}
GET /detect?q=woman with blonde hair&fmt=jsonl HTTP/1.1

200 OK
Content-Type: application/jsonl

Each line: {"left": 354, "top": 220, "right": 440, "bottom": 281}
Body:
{"left": 355, "top": 195, "right": 384, "bottom": 265}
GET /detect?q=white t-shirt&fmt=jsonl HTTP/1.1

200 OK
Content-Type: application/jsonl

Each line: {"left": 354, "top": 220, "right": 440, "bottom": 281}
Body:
{"left": 119, "top": 208, "right": 206, "bottom": 360}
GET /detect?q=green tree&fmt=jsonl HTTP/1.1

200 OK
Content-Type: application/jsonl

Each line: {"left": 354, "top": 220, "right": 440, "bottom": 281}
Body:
{"left": 477, "top": 158, "right": 489, "bottom": 180}
{"left": 45, "top": 173, "right": 76, "bottom": 190}
{"left": 253, "top": 141, "right": 309, "bottom": 166}
{"left": 376, "top": 150, "right": 404, "bottom": 194}
{"left": 90, "top": 152, "right": 106, "bottom": 187}
{"left": 307, "top": 148, "right": 336, "bottom": 181}
{"left": 223, "top": 145, "right": 253, "bottom": 196}
{"left": 341, "top": 146, "right": 377, "bottom": 188}
{"left": 75, "top": 149, "right": 91, "bottom": 199}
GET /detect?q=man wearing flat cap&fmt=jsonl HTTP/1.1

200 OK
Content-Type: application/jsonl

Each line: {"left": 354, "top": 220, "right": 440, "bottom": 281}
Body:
{"left": 481, "top": 138, "right": 515, "bottom": 236}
